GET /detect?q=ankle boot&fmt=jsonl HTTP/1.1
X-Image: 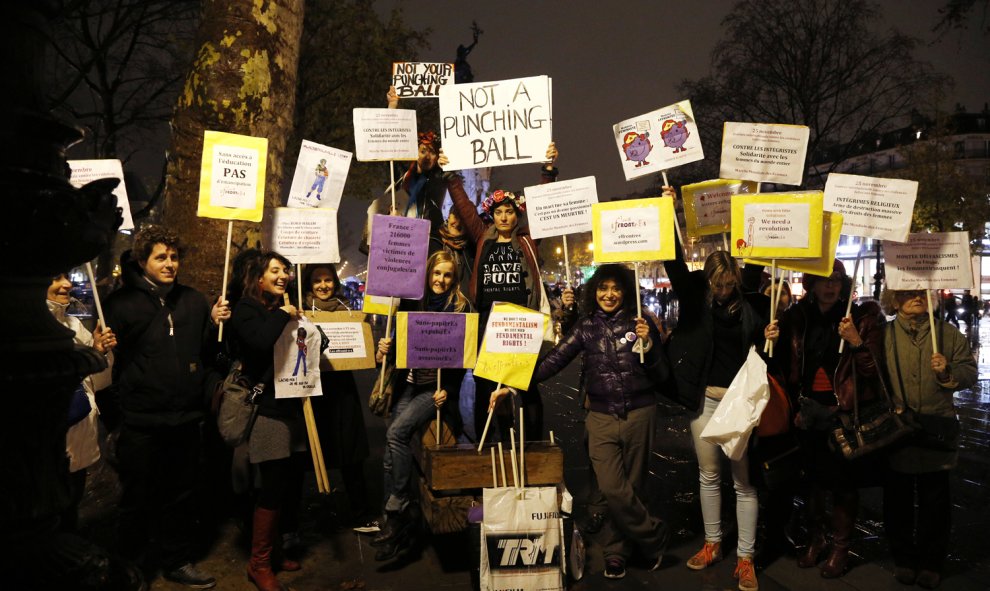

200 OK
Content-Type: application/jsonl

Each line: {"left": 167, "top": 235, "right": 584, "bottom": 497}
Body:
{"left": 820, "top": 494, "right": 857, "bottom": 579}
{"left": 247, "top": 507, "right": 286, "bottom": 591}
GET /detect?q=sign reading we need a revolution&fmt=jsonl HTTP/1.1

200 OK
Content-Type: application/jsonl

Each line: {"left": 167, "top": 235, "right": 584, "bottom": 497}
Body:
{"left": 731, "top": 192, "right": 824, "bottom": 259}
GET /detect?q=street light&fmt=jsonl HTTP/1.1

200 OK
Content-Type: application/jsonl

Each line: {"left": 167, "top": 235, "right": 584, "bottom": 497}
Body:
{"left": 587, "top": 242, "right": 594, "bottom": 251}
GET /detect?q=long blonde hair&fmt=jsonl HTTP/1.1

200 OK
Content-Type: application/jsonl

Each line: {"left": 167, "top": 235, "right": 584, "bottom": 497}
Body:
{"left": 704, "top": 250, "right": 744, "bottom": 314}
{"left": 425, "top": 250, "right": 470, "bottom": 312}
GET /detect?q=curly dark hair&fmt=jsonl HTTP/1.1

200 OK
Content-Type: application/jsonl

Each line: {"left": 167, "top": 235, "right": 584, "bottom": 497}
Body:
{"left": 132, "top": 225, "right": 181, "bottom": 263}
{"left": 581, "top": 264, "right": 638, "bottom": 316}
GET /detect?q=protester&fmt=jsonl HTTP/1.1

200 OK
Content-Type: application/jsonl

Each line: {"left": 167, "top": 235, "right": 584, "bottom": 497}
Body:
{"left": 104, "top": 225, "right": 227, "bottom": 589}
{"left": 879, "top": 289, "right": 977, "bottom": 589}
{"left": 47, "top": 272, "right": 116, "bottom": 531}
{"left": 764, "top": 262, "right": 885, "bottom": 578}
{"left": 437, "top": 209, "right": 474, "bottom": 296}
{"left": 760, "top": 276, "right": 792, "bottom": 317}
{"left": 491, "top": 264, "right": 669, "bottom": 579}
{"left": 227, "top": 250, "right": 306, "bottom": 591}
{"left": 663, "top": 195, "right": 768, "bottom": 591}
{"left": 371, "top": 250, "right": 473, "bottom": 561}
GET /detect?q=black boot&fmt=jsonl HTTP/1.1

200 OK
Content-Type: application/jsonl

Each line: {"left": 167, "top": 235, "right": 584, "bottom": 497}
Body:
{"left": 371, "top": 509, "right": 410, "bottom": 547}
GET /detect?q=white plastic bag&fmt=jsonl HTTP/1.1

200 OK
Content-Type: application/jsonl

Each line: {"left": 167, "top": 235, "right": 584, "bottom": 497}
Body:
{"left": 480, "top": 486, "right": 565, "bottom": 591}
{"left": 700, "top": 346, "right": 769, "bottom": 460}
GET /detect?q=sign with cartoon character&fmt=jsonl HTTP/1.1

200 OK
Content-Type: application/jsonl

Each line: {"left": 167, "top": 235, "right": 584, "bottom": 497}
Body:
{"left": 720, "top": 122, "right": 810, "bottom": 186}
{"left": 591, "top": 197, "right": 677, "bottom": 263}
{"left": 523, "top": 176, "right": 599, "bottom": 239}
{"left": 274, "top": 318, "right": 323, "bottom": 399}
{"left": 746, "top": 211, "right": 844, "bottom": 277}
{"left": 285, "top": 140, "right": 352, "bottom": 209}
{"left": 730, "top": 192, "right": 824, "bottom": 259}
{"left": 612, "top": 100, "right": 704, "bottom": 181}
{"left": 823, "top": 173, "right": 917, "bottom": 243}
{"left": 197, "top": 130, "right": 268, "bottom": 222}
{"left": 391, "top": 62, "right": 455, "bottom": 98}
{"left": 681, "top": 178, "right": 758, "bottom": 238}
{"left": 884, "top": 232, "right": 974, "bottom": 290}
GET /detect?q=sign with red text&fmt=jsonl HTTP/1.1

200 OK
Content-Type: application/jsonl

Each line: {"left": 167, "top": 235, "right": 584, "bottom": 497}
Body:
{"left": 591, "top": 197, "right": 676, "bottom": 263}
{"left": 474, "top": 303, "right": 547, "bottom": 391}
{"left": 824, "top": 173, "right": 917, "bottom": 243}
{"left": 682, "top": 178, "right": 758, "bottom": 238}
{"left": 720, "top": 122, "right": 810, "bottom": 186}
{"left": 524, "top": 176, "right": 598, "bottom": 239}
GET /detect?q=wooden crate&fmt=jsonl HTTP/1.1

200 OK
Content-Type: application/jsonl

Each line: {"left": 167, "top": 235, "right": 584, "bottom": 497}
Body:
{"left": 416, "top": 475, "right": 479, "bottom": 534}
{"left": 418, "top": 442, "right": 564, "bottom": 491}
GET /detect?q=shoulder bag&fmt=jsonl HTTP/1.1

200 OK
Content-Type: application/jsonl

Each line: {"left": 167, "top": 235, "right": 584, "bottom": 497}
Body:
{"left": 214, "top": 361, "right": 264, "bottom": 447}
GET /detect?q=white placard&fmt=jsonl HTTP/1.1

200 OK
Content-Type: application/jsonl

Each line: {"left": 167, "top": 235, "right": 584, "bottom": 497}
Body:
{"left": 273, "top": 318, "right": 323, "bottom": 399}
{"left": 824, "top": 173, "right": 917, "bottom": 243}
{"left": 286, "top": 140, "right": 352, "bottom": 210}
{"left": 484, "top": 310, "right": 545, "bottom": 354}
{"left": 720, "top": 122, "right": 810, "bottom": 186}
{"left": 439, "top": 75, "right": 553, "bottom": 171}
{"left": 599, "top": 207, "right": 661, "bottom": 254}
{"left": 68, "top": 159, "right": 134, "bottom": 231}
{"left": 263, "top": 207, "right": 339, "bottom": 264}
{"left": 523, "top": 176, "right": 598, "bottom": 239}
{"left": 210, "top": 143, "right": 261, "bottom": 209}
{"left": 612, "top": 100, "right": 705, "bottom": 181}
{"left": 884, "top": 232, "right": 974, "bottom": 290}
{"left": 315, "top": 322, "right": 367, "bottom": 360}
{"left": 391, "top": 62, "right": 455, "bottom": 98}
{"left": 352, "top": 108, "right": 418, "bottom": 161}
{"left": 742, "top": 202, "right": 811, "bottom": 249}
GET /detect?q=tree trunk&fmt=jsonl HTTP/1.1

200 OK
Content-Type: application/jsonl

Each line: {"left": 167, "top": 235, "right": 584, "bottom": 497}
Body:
{"left": 164, "top": 0, "right": 304, "bottom": 297}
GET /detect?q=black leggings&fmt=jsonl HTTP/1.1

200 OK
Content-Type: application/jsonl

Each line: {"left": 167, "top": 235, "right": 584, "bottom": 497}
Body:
{"left": 256, "top": 454, "right": 305, "bottom": 511}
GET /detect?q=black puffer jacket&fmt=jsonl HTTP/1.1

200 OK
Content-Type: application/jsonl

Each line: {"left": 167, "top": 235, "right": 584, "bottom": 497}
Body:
{"left": 533, "top": 309, "right": 666, "bottom": 417}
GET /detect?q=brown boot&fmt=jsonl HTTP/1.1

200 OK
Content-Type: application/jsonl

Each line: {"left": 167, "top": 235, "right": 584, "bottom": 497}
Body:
{"left": 820, "top": 493, "right": 857, "bottom": 579}
{"left": 247, "top": 507, "right": 286, "bottom": 591}
{"left": 797, "top": 532, "right": 828, "bottom": 568}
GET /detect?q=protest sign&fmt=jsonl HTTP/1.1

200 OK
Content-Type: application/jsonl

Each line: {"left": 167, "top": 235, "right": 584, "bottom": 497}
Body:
{"left": 365, "top": 215, "right": 430, "bottom": 299}
{"left": 285, "top": 140, "right": 352, "bottom": 209}
{"left": 391, "top": 62, "right": 455, "bottom": 98}
{"left": 681, "top": 179, "right": 757, "bottom": 238}
{"left": 396, "top": 312, "right": 479, "bottom": 369}
{"left": 274, "top": 318, "right": 323, "bottom": 399}
{"left": 591, "top": 197, "right": 676, "bottom": 263}
{"left": 306, "top": 310, "right": 375, "bottom": 371}
{"left": 362, "top": 294, "right": 400, "bottom": 316}
{"left": 720, "top": 122, "right": 810, "bottom": 186}
{"left": 747, "top": 211, "right": 844, "bottom": 277}
{"left": 731, "top": 192, "right": 824, "bottom": 259}
{"left": 439, "top": 75, "right": 553, "bottom": 170}
{"left": 524, "top": 176, "right": 598, "bottom": 240}
{"left": 823, "top": 173, "right": 917, "bottom": 243}
{"left": 352, "top": 108, "right": 418, "bottom": 161}
{"left": 263, "top": 207, "right": 339, "bottom": 264}
{"left": 612, "top": 100, "right": 704, "bottom": 181}
{"left": 474, "top": 303, "right": 547, "bottom": 391}
{"left": 884, "top": 232, "right": 973, "bottom": 290}
{"left": 197, "top": 131, "right": 267, "bottom": 222}
{"left": 67, "top": 159, "right": 134, "bottom": 231}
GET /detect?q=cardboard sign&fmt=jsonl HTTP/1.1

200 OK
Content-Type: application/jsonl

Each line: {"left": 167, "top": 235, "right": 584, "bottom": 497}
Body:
{"left": 391, "top": 62, "right": 455, "bottom": 98}
{"left": 365, "top": 215, "right": 430, "bottom": 299}
{"left": 720, "top": 122, "right": 810, "bottom": 186}
{"left": 682, "top": 179, "right": 758, "bottom": 238}
{"left": 67, "top": 159, "right": 134, "bottom": 231}
{"left": 306, "top": 310, "right": 375, "bottom": 371}
{"left": 731, "top": 192, "right": 824, "bottom": 259}
{"left": 824, "top": 173, "right": 917, "bottom": 243}
{"left": 352, "top": 108, "right": 418, "bottom": 161}
{"left": 285, "top": 140, "right": 352, "bottom": 209}
{"left": 273, "top": 318, "right": 323, "bottom": 399}
{"left": 362, "top": 294, "right": 400, "bottom": 316}
{"left": 197, "top": 131, "right": 267, "bottom": 222}
{"left": 884, "top": 232, "right": 974, "bottom": 290}
{"left": 591, "top": 197, "right": 676, "bottom": 263}
{"left": 263, "top": 207, "right": 339, "bottom": 264}
{"left": 523, "top": 176, "right": 598, "bottom": 240}
{"left": 473, "top": 303, "right": 547, "bottom": 391}
{"left": 612, "top": 100, "right": 704, "bottom": 181}
{"left": 396, "top": 312, "right": 479, "bottom": 369}
{"left": 747, "top": 211, "right": 844, "bottom": 277}
{"left": 439, "top": 75, "right": 553, "bottom": 170}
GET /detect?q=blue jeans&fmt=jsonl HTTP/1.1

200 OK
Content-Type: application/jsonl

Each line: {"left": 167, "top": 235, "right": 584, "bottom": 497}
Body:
{"left": 383, "top": 382, "right": 437, "bottom": 513}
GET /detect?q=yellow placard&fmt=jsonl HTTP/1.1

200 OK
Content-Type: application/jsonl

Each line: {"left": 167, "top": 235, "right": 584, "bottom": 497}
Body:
{"left": 746, "top": 211, "right": 844, "bottom": 277}
{"left": 591, "top": 197, "right": 676, "bottom": 263}
{"left": 395, "top": 312, "right": 479, "bottom": 369}
{"left": 682, "top": 179, "right": 758, "bottom": 238}
{"left": 197, "top": 130, "right": 267, "bottom": 222}
{"left": 362, "top": 293, "right": 400, "bottom": 316}
{"left": 731, "top": 192, "right": 824, "bottom": 259}
{"left": 473, "top": 303, "right": 548, "bottom": 391}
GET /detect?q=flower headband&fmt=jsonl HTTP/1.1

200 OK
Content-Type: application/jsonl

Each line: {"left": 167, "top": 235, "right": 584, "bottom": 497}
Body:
{"left": 481, "top": 189, "right": 526, "bottom": 221}
{"left": 418, "top": 131, "right": 440, "bottom": 151}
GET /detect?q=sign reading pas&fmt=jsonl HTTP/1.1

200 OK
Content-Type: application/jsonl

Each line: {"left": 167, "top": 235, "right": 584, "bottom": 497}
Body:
{"left": 198, "top": 130, "right": 267, "bottom": 222}
{"left": 591, "top": 197, "right": 676, "bottom": 263}
{"left": 396, "top": 312, "right": 479, "bottom": 369}
{"left": 731, "top": 192, "right": 824, "bottom": 259}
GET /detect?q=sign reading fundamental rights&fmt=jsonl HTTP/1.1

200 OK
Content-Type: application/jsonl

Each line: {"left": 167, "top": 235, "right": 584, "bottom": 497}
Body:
{"left": 681, "top": 178, "right": 757, "bottom": 238}
{"left": 391, "top": 62, "right": 455, "bottom": 98}
{"left": 474, "top": 303, "right": 547, "bottom": 390}
{"left": 731, "top": 192, "right": 824, "bottom": 259}
{"left": 612, "top": 100, "right": 705, "bottom": 181}
{"left": 67, "top": 159, "right": 135, "bottom": 231}
{"left": 824, "top": 173, "right": 917, "bottom": 243}
{"left": 591, "top": 197, "right": 676, "bottom": 263}
{"left": 397, "top": 312, "right": 479, "bottom": 369}
{"left": 439, "top": 75, "right": 553, "bottom": 170}
{"left": 365, "top": 215, "right": 430, "bottom": 299}
{"left": 285, "top": 140, "right": 352, "bottom": 210}
{"left": 352, "top": 108, "right": 418, "bottom": 161}
{"left": 524, "top": 176, "right": 598, "bottom": 239}
{"left": 884, "top": 232, "right": 974, "bottom": 290}
{"left": 198, "top": 130, "right": 267, "bottom": 222}
{"left": 720, "top": 122, "right": 810, "bottom": 186}
{"left": 263, "top": 207, "right": 339, "bottom": 265}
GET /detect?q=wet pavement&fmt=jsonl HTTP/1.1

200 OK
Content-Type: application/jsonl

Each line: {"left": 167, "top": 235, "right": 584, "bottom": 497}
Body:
{"left": 74, "top": 321, "right": 990, "bottom": 590}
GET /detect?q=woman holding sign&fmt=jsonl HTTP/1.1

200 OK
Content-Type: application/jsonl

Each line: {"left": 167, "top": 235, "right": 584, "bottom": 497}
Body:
{"left": 371, "top": 250, "right": 473, "bottom": 562}
{"left": 228, "top": 250, "right": 305, "bottom": 591}
{"left": 878, "top": 289, "right": 975, "bottom": 589}
{"left": 490, "top": 264, "right": 669, "bottom": 579}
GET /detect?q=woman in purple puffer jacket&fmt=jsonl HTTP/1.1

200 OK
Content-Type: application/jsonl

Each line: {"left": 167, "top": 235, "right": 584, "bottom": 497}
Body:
{"left": 490, "top": 264, "right": 669, "bottom": 580}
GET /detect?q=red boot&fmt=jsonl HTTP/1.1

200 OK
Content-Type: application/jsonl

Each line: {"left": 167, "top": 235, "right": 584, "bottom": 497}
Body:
{"left": 247, "top": 507, "right": 286, "bottom": 591}
{"left": 820, "top": 493, "right": 857, "bottom": 579}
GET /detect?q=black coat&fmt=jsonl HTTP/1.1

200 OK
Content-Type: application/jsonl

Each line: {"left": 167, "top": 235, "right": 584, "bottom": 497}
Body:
{"left": 228, "top": 297, "right": 298, "bottom": 418}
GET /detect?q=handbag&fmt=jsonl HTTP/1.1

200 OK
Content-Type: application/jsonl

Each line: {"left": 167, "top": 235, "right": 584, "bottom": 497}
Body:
{"left": 755, "top": 373, "right": 791, "bottom": 437}
{"left": 368, "top": 363, "right": 394, "bottom": 417}
{"left": 214, "top": 361, "right": 263, "bottom": 447}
